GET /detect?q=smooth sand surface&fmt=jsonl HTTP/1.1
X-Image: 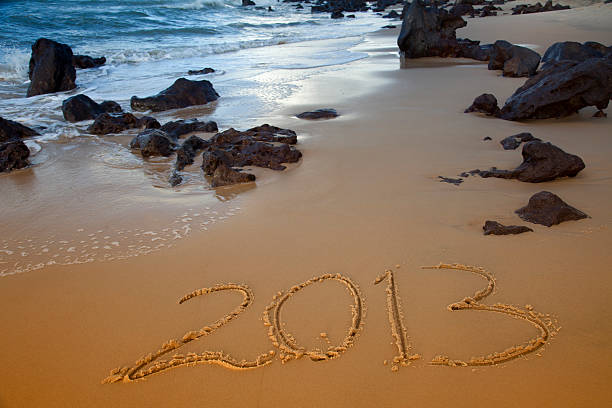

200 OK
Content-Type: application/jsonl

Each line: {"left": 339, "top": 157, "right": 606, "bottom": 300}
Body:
{"left": 1, "top": 3, "right": 611, "bottom": 407}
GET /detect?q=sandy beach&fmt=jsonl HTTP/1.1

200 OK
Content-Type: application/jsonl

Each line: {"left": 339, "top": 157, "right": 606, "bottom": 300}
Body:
{"left": 1, "top": 2, "right": 611, "bottom": 407}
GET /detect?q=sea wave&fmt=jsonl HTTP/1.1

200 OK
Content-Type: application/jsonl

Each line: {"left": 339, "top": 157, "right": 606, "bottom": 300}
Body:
{"left": 0, "top": 47, "right": 30, "bottom": 82}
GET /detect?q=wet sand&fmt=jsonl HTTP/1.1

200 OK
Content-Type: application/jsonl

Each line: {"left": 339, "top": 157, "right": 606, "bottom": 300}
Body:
{"left": 1, "top": 3, "right": 612, "bottom": 407}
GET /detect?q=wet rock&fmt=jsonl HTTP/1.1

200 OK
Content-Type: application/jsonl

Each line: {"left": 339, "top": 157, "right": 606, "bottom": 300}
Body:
{"left": 488, "top": 40, "right": 541, "bottom": 77}
{"left": 478, "top": 5, "right": 498, "bottom": 17}
{"left": 169, "top": 171, "right": 183, "bottom": 187}
{"left": 483, "top": 136, "right": 492, "bottom": 141}
{"left": 0, "top": 141, "right": 30, "bottom": 173}
{"left": 211, "top": 125, "right": 298, "bottom": 145}
{"left": 512, "top": 1, "right": 570, "bottom": 15}
{"left": 398, "top": 1, "right": 468, "bottom": 58}
{"left": 210, "top": 161, "right": 256, "bottom": 187}
{"left": 438, "top": 176, "right": 463, "bottom": 185}
{"left": 175, "top": 135, "right": 209, "bottom": 171}
{"left": 0, "top": 117, "right": 39, "bottom": 143}
{"left": 515, "top": 191, "right": 588, "bottom": 226}
{"left": 242, "top": 0, "right": 256, "bottom": 5}
{"left": 61, "top": 94, "right": 122, "bottom": 122}
{"left": 159, "top": 119, "right": 218, "bottom": 140}
{"left": 500, "top": 132, "right": 539, "bottom": 150}
{"left": 130, "top": 78, "right": 220, "bottom": 112}
{"left": 382, "top": 24, "right": 396, "bottom": 29}
{"left": 483, "top": 220, "right": 533, "bottom": 235}
{"left": 331, "top": 11, "right": 345, "bottom": 18}
{"left": 449, "top": 4, "right": 475, "bottom": 17}
{"left": 541, "top": 41, "right": 610, "bottom": 70}
{"left": 87, "top": 113, "right": 160, "bottom": 135}
{"left": 383, "top": 10, "right": 400, "bottom": 18}
{"left": 478, "top": 140, "right": 585, "bottom": 183}
{"left": 499, "top": 57, "right": 612, "bottom": 120}
{"left": 347, "top": 14, "right": 355, "bottom": 18}
{"left": 296, "top": 108, "right": 339, "bottom": 120}
{"left": 27, "top": 38, "right": 76, "bottom": 97}
{"left": 188, "top": 67, "right": 215, "bottom": 75}
{"left": 465, "top": 93, "right": 500, "bottom": 116}
{"left": 72, "top": 55, "right": 106, "bottom": 69}
{"left": 593, "top": 110, "right": 607, "bottom": 118}
{"left": 129, "top": 129, "right": 177, "bottom": 157}
{"left": 459, "top": 41, "right": 494, "bottom": 61}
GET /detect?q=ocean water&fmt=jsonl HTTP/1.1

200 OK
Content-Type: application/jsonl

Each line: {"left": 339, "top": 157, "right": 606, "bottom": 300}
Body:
{"left": 0, "top": 0, "right": 391, "bottom": 135}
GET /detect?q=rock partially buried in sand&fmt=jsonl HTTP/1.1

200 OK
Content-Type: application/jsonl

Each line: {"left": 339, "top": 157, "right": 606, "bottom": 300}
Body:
{"left": 499, "top": 57, "right": 612, "bottom": 120}
{"left": 187, "top": 67, "right": 215, "bottom": 75}
{"left": 0, "top": 140, "right": 30, "bottom": 173}
{"left": 202, "top": 150, "right": 256, "bottom": 187}
{"left": 515, "top": 191, "right": 588, "bottom": 226}
{"left": 465, "top": 93, "right": 500, "bottom": 116}
{"left": 478, "top": 140, "right": 585, "bottom": 183}
{"left": 488, "top": 40, "right": 541, "bottom": 77}
{"left": 129, "top": 129, "right": 177, "bottom": 157}
{"left": 541, "top": 41, "right": 610, "bottom": 71}
{"left": 130, "top": 78, "right": 220, "bottom": 112}
{"left": 296, "top": 109, "right": 339, "bottom": 120}
{"left": 62, "top": 94, "right": 122, "bottom": 123}
{"left": 438, "top": 176, "right": 463, "bottom": 185}
{"left": 159, "top": 119, "right": 218, "bottom": 140}
{"left": 483, "top": 220, "right": 533, "bottom": 235}
{"left": 72, "top": 54, "right": 106, "bottom": 69}
{"left": 175, "top": 135, "right": 209, "bottom": 171}
{"left": 87, "top": 112, "right": 160, "bottom": 135}
{"left": 500, "top": 132, "right": 539, "bottom": 150}
{"left": 0, "top": 117, "right": 39, "bottom": 143}
{"left": 27, "top": 38, "right": 76, "bottom": 97}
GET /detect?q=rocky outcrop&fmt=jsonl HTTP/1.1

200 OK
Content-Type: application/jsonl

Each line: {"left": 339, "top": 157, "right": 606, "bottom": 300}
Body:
{"left": 129, "top": 129, "right": 177, "bottom": 157}
{"left": 465, "top": 93, "right": 501, "bottom": 116}
{"left": 512, "top": 1, "right": 570, "bottom": 15}
{"left": 500, "top": 132, "right": 539, "bottom": 150}
{"left": 72, "top": 55, "right": 106, "bottom": 69}
{"left": 499, "top": 57, "right": 612, "bottom": 120}
{"left": 488, "top": 40, "right": 541, "bottom": 77}
{"left": 541, "top": 41, "right": 611, "bottom": 70}
{"left": 202, "top": 150, "right": 257, "bottom": 187}
{"left": 515, "top": 191, "right": 588, "bottom": 226}
{"left": 61, "top": 94, "right": 122, "bottom": 122}
{"left": 130, "top": 78, "right": 220, "bottom": 112}
{"left": 483, "top": 220, "right": 533, "bottom": 235}
{"left": 188, "top": 67, "right": 215, "bottom": 75}
{"left": 296, "top": 108, "right": 339, "bottom": 120}
{"left": 477, "top": 140, "right": 585, "bottom": 183}
{"left": 175, "top": 135, "right": 209, "bottom": 171}
{"left": 87, "top": 113, "right": 160, "bottom": 135}
{"left": 159, "top": 119, "right": 218, "bottom": 140}
{"left": 0, "top": 117, "right": 39, "bottom": 143}
{"left": 0, "top": 141, "right": 30, "bottom": 173}
{"left": 27, "top": 38, "right": 76, "bottom": 97}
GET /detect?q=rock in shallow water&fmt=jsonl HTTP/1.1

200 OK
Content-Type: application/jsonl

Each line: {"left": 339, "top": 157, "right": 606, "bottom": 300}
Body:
{"left": 296, "top": 109, "right": 339, "bottom": 120}
{"left": 515, "top": 191, "right": 588, "bottom": 226}
{"left": 478, "top": 140, "right": 585, "bottom": 183}
{"left": 72, "top": 55, "right": 106, "bottom": 69}
{"left": 27, "top": 38, "right": 76, "bottom": 97}
{"left": 62, "top": 94, "right": 122, "bottom": 123}
{"left": 129, "top": 129, "right": 177, "bottom": 157}
{"left": 0, "top": 141, "right": 30, "bottom": 173}
{"left": 483, "top": 220, "right": 533, "bottom": 235}
{"left": 159, "top": 119, "right": 218, "bottom": 140}
{"left": 0, "top": 117, "right": 39, "bottom": 143}
{"left": 87, "top": 113, "right": 160, "bottom": 135}
{"left": 130, "top": 78, "right": 219, "bottom": 112}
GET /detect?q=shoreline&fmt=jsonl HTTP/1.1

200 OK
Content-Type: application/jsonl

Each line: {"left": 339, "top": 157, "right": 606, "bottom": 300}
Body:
{"left": 1, "top": 2, "right": 612, "bottom": 407}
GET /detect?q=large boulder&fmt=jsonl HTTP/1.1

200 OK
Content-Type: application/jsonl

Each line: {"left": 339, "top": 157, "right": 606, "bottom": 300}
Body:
{"left": 541, "top": 41, "right": 611, "bottom": 70}
{"left": 0, "top": 117, "right": 39, "bottom": 143}
{"left": 477, "top": 140, "right": 585, "bottom": 183}
{"left": 61, "top": 94, "right": 122, "bottom": 122}
{"left": 27, "top": 38, "right": 76, "bottom": 97}
{"left": 397, "top": 1, "right": 467, "bottom": 58}
{"left": 72, "top": 55, "right": 106, "bottom": 69}
{"left": 515, "top": 191, "right": 588, "bottom": 226}
{"left": 499, "top": 57, "right": 612, "bottom": 120}
{"left": 159, "top": 119, "right": 218, "bottom": 140}
{"left": 87, "top": 113, "right": 160, "bottom": 135}
{"left": 130, "top": 78, "right": 219, "bottom": 112}
{"left": 0, "top": 141, "right": 30, "bottom": 173}
{"left": 488, "top": 40, "right": 541, "bottom": 77}
{"left": 129, "top": 129, "right": 177, "bottom": 157}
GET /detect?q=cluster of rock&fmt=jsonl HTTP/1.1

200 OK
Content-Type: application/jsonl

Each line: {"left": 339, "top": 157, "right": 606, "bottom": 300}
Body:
{"left": 0, "top": 117, "right": 39, "bottom": 173}
{"left": 511, "top": 1, "right": 570, "bottom": 15}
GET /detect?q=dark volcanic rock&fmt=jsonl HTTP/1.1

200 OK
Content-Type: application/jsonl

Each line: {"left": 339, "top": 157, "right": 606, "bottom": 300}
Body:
{"left": 500, "top": 132, "right": 539, "bottom": 150}
{"left": 169, "top": 171, "right": 183, "bottom": 187}
{"left": 593, "top": 110, "right": 607, "bottom": 118}
{"left": 541, "top": 41, "right": 611, "bottom": 70}
{"left": 175, "top": 135, "right": 209, "bottom": 171}
{"left": 87, "top": 113, "right": 160, "bottom": 135}
{"left": 398, "top": 1, "right": 468, "bottom": 58}
{"left": 202, "top": 150, "right": 256, "bottom": 187}
{"left": 450, "top": 4, "right": 475, "bottom": 17}
{"left": 159, "top": 119, "right": 218, "bottom": 140}
{"left": 465, "top": 93, "right": 500, "bottom": 116}
{"left": 61, "top": 94, "right": 122, "bottom": 122}
{"left": 478, "top": 140, "right": 585, "bottom": 183}
{"left": 242, "top": 0, "right": 256, "bottom": 5}
{"left": 331, "top": 11, "right": 344, "bottom": 18}
{"left": 130, "top": 78, "right": 220, "bottom": 112}
{"left": 0, "top": 117, "right": 39, "bottom": 143}
{"left": 483, "top": 220, "right": 533, "bottom": 235}
{"left": 296, "top": 108, "right": 339, "bottom": 120}
{"left": 488, "top": 40, "right": 541, "bottom": 77}
{"left": 0, "top": 141, "right": 30, "bottom": 173}
{"left": 438, "top": 176, "right": 463, "bottom": 185}
{"left": 129, "top": 129, "right": 177, "bottom": 157}
{"left": 211, "top": 125, "right": 298, "bottom": 145}
{"left": 512, "top": 1, "right": 570, "bottom": 15}
{"left": 188, "top": 67, "right": 215, "bottom": 75}
{"left": 72, "top": 55, "right": 106, "bottom": 69}
{"left": 499, "top": 57, "right": 612, "bottom": 120}
{"left": 515, "top": 191, "right": 588, "bottom": 226}
{"left": 383, "top": 10, "right": 400, "bottom": 18}
{"left": 27, "top": 38, "right": 76, "bottom": 97}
